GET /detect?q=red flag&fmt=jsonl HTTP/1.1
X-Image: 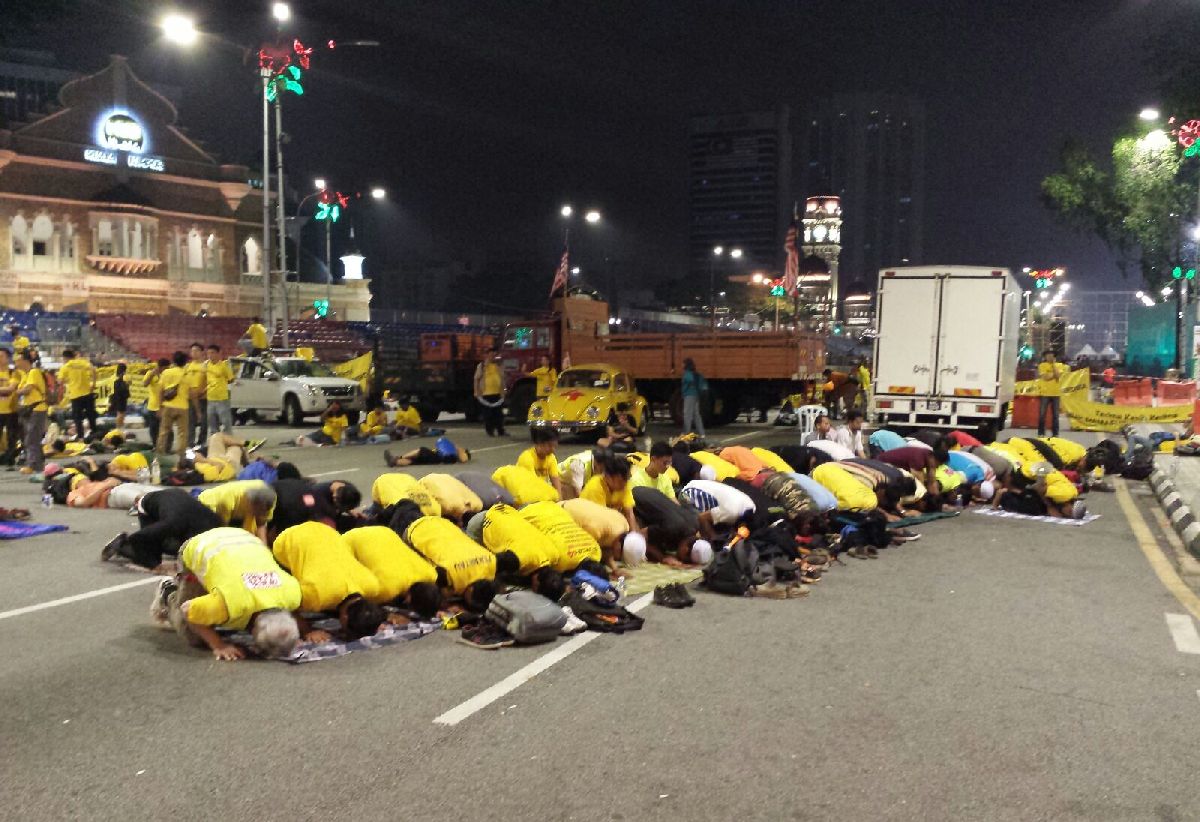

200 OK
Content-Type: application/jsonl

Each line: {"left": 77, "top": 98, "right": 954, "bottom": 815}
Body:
{"left": 549, "top": 247, "right": 569, "bottom": 299}
{"left": 783, "top": 221, "right": 799, "bottom": 296}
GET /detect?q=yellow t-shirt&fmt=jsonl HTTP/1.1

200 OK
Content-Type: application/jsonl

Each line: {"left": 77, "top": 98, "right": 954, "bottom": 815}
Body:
{"left": 246, "top": 323, "right": 269, "bottom": 350}
{"left": 529, "top": 366, "right": 557, "bottom": 397}
{"left": 519, "top": 500, "right": 601, "bottom": 572}
{"left": 394, "top": 406, "right": 421, "bottom": 430}
{"left": 418, "top": 473, "right": 483, "bottom": 519}
{"left": 371, "top": 473, "right": 442, "bottom": 517}
{"left": 480, "top": 362, "right": 502, "bottom": 395}
{"left": 626, "top": 453, "right": 680, "bottom": 486}
{"left": 198, "top": 480, "right": 275, "bottom": 534}
{"left": 272, "top": 521, "right": 380, "bottom": 612}
{"left": 59, "top": 357, "right": 94, "bottom": 401}
{"left": 184, "top": 361, "right": 207, "bottom": 400}
{"left": 144, "top": 372, "right": 162, "bottom": 413}
{"left": 181, "top": 527, "right": 301, "bottom": 630}
{"left": 935, "top": 463, "right": 964, "bottom": 491}
{"left": 12, "top": 335, "right": 30, "bottom": 352}
{"left": 110, "top": 452, "right": 149, "bottom": 473}
{"left": 629, "top": 465, "right": 674, "bottom": 497}
{"left": 196, "top": 458, "right": 237, "bottom": 483}
{"left": 492, "top": 464, "right": 560, "bottom": 506}
{"left": 580, "top": 474, "right": 634, "bottom": 511}
{"left": 17, "top": 368, "right": 47, "bottom": 412}
{"left": 0, "top": 368, "right": 16, "bottom": 414}
{"left": 1037, "top": 362, "right": 1066, "bottom": 397}
{"left": 811, "top": 463, "right": 877, "bottom": 512}
{"left": 405, "top": 515, "right": 496, "bottom": 594}
{"left": 159, "top": 366, "right": 189, "bottom": 410}
{"left": 360, "top": 409, "right": 388, "bottom": 436}
{"left": 205, "top": 359, "right": 234, "bottom": 402}
{"left": 481, "top": 503, "right": 558, "bottom": 574}
{"left": 516, "top": 447, "right": 559, "bottom": 482}
{"left": 751, "top": 447, "right": 794, "bottom": 473}
{"left": 1043, "top": 437, "right": 1087, "bottom": 467}
{"left": 561, "top": 497, "right": 629, "bottom": 546}
{"left": 342, "top": 526, "right": 438, "bottom": 604}
{"left": 690, "top": 451, "right": 740, "bottom": 481}
{"left": 322, "top": 414, "right": 349, "bottom": 444}
{"left": 857, "top": 365, "right": 872, "bottom": 392}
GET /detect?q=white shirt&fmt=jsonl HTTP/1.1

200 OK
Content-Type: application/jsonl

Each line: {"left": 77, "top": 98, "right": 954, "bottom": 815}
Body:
{"left": 905, "top": 438, "right": 933, "bottom": 451}
{"left": 808, "top": 438, "right": 856, "bottom": 461}
{"left": 679, "top": 480, "right": 755, "bottom": 525}
{"left": 830, "top": 426, "right": 865, "bottom": 457}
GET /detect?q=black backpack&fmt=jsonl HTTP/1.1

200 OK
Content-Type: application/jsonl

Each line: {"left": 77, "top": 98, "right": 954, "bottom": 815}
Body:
{"left": 43, "top": 473, "right": 73, "bottom": 505}
{"left": 560, "top": 591, "right": 645, "bottom": 634}
{"left": 1087, "top": 440, "right": 1123, "bottom": 474}
{"left": 1121, "top": 449, "right": 1154, "bottom": 480}
{"left": 702, "top": 540, "right": 770, "bottom": 595}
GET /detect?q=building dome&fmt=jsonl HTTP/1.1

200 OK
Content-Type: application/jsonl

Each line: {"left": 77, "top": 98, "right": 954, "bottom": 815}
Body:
{"left": 804, "top": 195, "right": 841, "bottom": 217}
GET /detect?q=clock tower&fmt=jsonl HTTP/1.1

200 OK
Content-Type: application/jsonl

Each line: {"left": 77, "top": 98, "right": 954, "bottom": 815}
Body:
{"left": 801, "top": 195, "right": 842, "bottom": 323}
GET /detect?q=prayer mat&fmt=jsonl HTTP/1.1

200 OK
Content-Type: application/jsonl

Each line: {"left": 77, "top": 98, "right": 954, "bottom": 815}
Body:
{"left": 886, "top": 511, "right": 961, "bottom": 529}
{"left": 970, "top": 507, "right": 1100, "bottom": 527}
{"left": 621, "top": 564, "right": 704, "bottom": 597}
{"left": 231, "top": 616, "right": 442, "bottom": 663}
{"left": 0, "top": 521, "right": 68, "bottom": 539}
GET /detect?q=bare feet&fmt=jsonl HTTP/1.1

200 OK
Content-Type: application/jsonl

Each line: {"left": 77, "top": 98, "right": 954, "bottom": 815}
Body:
{"left": 304, "top": 629, "right": 333, "bottom": 644}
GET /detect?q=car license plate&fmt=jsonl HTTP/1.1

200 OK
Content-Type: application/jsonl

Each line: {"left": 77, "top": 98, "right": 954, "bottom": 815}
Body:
{"left": 924, "top": 400, "right": 943, "bottom": 411}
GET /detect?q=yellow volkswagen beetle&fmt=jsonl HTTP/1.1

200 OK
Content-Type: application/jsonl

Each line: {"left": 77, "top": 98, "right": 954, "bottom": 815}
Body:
{"left": 528, "top": 363, "right": 648, "bottom": 435}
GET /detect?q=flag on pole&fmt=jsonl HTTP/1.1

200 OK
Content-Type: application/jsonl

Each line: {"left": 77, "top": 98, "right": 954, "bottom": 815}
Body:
{"left": 549, "top": 247, "right": 569, "bottom": 299}
{"left": 783, "top": 219, "right": 799, "bottom": 297}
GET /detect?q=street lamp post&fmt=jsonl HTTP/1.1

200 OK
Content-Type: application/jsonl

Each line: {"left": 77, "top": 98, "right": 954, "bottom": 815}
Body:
{"left": 709, "top": 246, "right": 742, "bottom": 329}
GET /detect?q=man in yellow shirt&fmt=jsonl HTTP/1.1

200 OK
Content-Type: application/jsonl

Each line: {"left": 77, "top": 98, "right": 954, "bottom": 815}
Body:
{"left": 394, "top": 509, "right": 496, "bottom": 612}
{"left": 59, "top": 348, "right": 97, "bottom": 442}
{"left": 156, "top": 351, "right": 190, "bottom": 457}
{"left": 580, "top": 454, "right": 637, "bottom": 533}
{"left": 142, "top": 357, "right": 167, "bottom": 449}
{"left": 244, "top": 317, "right": 269, "bottom": 355}
{"left": 185, "top": 343, "right": 208, "bottom": 448}
{"left": 1036, "top": 350, "right": 1067, "bottom": 437}
{"left": 14, "top": 351, "right": 47, "bottom": 474}
{"left": 393, "top": 396, "right": 423, "bottom": 436}
{"left": 342, "top": 525, "right": 442, "bottom": 618}
{"left": 160, "top": 527, "right": 301, "bottom": 661}
{"left": 473, "top": 348, "right": 507, "bottom": 436}
{"left": 528, "top": 355, "right": 557, "bottom": 398}
{"left": 272, "top": 521, "right": 385, "bottom": 642}
{"left": 492, "top": 464, "right": 559, "bottom": 506}
{"left": 518, "top": 500, "right": 603, "bottom": 573}
{"left": 470, "top": 503, "right": 564, "bottom": 602}
{"left": 204, "top": 344, "right": 235, "bottom": 435}
{"left": 359, "top": 400, "right": 389, "bottom": 438}
{"left": 9, "top": 324, "right": 30, "bottom": 354}
{"left": 418, "top": 472, "right": 483, "bottom": 524}
{"left": 297, "top": 400, "right": 349, "bottom": 446}
{"left": 516, "top": 427, "right": 562, "bottom": 496}
{"left": 0, "top": 347, "right": 18, "bottom": 466}
{"left": 198, "top": 479, "right": 276, "bottom": 541}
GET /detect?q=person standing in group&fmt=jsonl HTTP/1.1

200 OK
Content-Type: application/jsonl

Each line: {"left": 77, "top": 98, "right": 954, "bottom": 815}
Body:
{"left": 680, "top": 358, "right": 706, "bottom": 439}
{"left": 59, "top": 348, "right": 97, "bottom": 441}
{"left": 157, "top": 351, "right": 190, "bottom": 458}
{"left": 110, "top": 362, "right": 130, "bottom": 429}
{"left": 13, "top": 351, "right": 47, "bottom": 475}
{"left": 205, "top": 345, "right": 235, "bottom": 436}
{"left": 474, "top": 347, "right": 507, "bottom": 437}
{"left": 185, "top": 342, "right": 208, "bottom": 448}
{"left": 143, "top": 358, "right": 168, "bottom": 449}
{"left": 528, "top": 355, "right": 557, "bottom": 398}
{"left": 856, "top": 360, "right": 872, "bottom": 411}
{"left": 244, "top": 317, "right": 269, "bottom": 356}
{"left": 0, "top": 348, "right": 18, "bottom": 466}
{"left": 1037, "top": 350, "right": 1067, "bottom": 437}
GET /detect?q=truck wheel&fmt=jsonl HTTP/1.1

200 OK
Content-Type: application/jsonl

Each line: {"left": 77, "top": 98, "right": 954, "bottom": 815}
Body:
{"left": 507, "top": 381, "right": 536, "bottom": 423}
{"left": 284, "top": 395, "right": 304, "bottom": 427}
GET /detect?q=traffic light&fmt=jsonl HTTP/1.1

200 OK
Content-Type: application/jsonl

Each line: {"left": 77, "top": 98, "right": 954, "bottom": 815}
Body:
{"left": 265, "top": 64, "right": 304, "bottom": 102}
{"left": 769, "top": 279, "right": 786, "bottom": 296}
{"left": 313, "top": 299, "right": 329, "bottom": 318}
{"left": 315, "top": 202, "right": 341, "bottom": 222}
{"left": 1170, "top": 266, "right": 1196, "bottom": 280}
{"left": 1019, "top": 344, "right": 1035, "bottom": 361}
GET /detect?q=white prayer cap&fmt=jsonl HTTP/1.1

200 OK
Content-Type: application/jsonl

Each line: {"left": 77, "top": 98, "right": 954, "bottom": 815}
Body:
{"left": 690, "top": 539, "right": 714, "bottom": 565}
{"left": 621, "top": 531, "right": 647, "bottom": 566}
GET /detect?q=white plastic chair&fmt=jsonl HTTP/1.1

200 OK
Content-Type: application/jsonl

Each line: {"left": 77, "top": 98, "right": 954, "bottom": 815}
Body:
{"left": 797, "top": 405, "right": 827, "bottom": 442}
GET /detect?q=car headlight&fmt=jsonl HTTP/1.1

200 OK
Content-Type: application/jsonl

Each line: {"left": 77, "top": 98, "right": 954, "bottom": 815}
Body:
{"left": 585, "top": 405, "right": 600, "bottom": 419}
{"left": 530, "top": 404, "right": 544, "bottom": 418}
{"left": 303, "top": 384, "right": 319, "bottom": 397}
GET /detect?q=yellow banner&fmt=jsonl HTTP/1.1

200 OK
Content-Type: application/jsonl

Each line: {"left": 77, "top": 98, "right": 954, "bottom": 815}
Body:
{"left": 1058, "top": 369, "right": 1192, "bottom": 432}
{"left": 333, "top": 351, "right": 373, "bottom": 394}
{"left": 93, "top": 362, "right": 155, "bottom": 414}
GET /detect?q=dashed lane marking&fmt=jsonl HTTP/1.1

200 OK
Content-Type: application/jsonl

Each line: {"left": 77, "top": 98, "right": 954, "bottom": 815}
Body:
{"left": 0, "top": 576, "right": 165, "bottom": 622}
{"left": 1165, "top": 613, "right": 1200, "bottom": 654}
{"left": 309, "top": 468, "right": 361, "bottom": 478}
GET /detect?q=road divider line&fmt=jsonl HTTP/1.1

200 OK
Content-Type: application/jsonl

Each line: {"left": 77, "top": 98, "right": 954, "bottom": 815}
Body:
{"left": 0, "top": 576, "right": 164, "bottom": 622}
{"left": 433, "top": 592, "right": 653, "bottom": 726}
{"left": 719, "top": 430, "right": 768, "bottom": 444}
{"left": 1166, "top": 613, "right": 1200, "bottom": 654}
{"left": 1114, "top": 481, "right": 1200, "bottom": 623}
{"left": 309, "top": 468, "right": 360, "bottom": 478}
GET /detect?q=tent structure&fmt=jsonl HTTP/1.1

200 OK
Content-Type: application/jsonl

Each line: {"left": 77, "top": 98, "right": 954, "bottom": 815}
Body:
{"left": 1073, "top": 343, "right": 1098, "bottom": 359}
{"left": 1099, "top": 345, "right": 1120, "bottom": 360}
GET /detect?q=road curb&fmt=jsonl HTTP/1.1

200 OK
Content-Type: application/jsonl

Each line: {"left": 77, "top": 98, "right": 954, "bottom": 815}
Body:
{"left": 1148, "top": 468, "right": 1200, "bottom": 574}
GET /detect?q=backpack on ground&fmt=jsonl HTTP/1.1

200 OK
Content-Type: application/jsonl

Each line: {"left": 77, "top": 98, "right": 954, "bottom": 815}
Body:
{"left": 1087, "top": 440, "right": 1123, "bottom": 474}
{"left": 702, "top": 540, "right": 768, "bottom": 596}
{"left": 560, "top": 591, "right": 645, "bottom": 633}
{"left": 43, "top": 472, "right": 72, "bottom": 505}
{"left": 485, "top": 590, "right": 566, "bottom": 644}
{"left": 1120, "top": 448, "right": 1154, "bottom": 480}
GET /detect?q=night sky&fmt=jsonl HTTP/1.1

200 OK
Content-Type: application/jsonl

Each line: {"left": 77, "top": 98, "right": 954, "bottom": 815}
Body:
{"left": 6, "top": 0, "right": 1194, "bottom": 300}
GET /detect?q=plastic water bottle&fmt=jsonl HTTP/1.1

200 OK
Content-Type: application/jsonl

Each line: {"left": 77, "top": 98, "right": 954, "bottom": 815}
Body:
{"left": 41, "top": 493, "right": 52, "bottom": 508}
{"left": 136, "top": 466, "right": 150, "bottom": 484}
{"left": 150, "top": 458, "right": 161, "bottom": 485}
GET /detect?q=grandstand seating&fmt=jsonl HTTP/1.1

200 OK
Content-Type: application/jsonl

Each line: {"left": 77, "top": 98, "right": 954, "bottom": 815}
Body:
{"left": 92, "top": 315, "right": 249, "bottom": 362}
{"left": 274, "top": 319, "right": 373, "bottom": 362}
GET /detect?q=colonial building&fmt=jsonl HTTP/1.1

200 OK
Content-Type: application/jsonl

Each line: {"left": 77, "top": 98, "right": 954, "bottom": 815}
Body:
{"left": 0, "top": 55, "right": 370, "bottom": 320}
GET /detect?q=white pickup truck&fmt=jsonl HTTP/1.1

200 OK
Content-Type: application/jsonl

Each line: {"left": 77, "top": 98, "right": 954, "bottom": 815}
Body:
{"left": 871, "top": 265, "right": 1020, "bottom": 438}
{"left": 230, "top": 356, "right": 362, "bottom": 426}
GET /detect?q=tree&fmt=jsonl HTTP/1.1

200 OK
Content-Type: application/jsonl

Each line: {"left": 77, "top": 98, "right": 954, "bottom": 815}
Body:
{"left": 1042, "top": 133, "right": 1187, "bottom": 289}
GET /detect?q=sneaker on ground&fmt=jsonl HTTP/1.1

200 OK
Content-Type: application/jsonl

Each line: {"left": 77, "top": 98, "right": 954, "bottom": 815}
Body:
{"left": 669, "top": 582, "right": 695, "bottom": 607}
{"left": 1072, "top": 500, "right": 1087, "bottom": 519}
{"left": 101, "top": 533, "right": 128, "bottom": 562}
{"left": 383, "top": 449, "right": 395, "bottom": 467}
{"left": 653, "top": 584, "right": 687, "bottom": 609}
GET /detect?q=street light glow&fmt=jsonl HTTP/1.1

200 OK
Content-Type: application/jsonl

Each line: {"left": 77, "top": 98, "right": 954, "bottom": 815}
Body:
{"left": 730, "top": 248, "right": 743, "bottom": 259}
{"left": 584, "top": 209, "right": 601, "bottom": 224}
{"left": 713, "top": 245, "right": 724, "bottom": 256}
{"left": 161, "top": 13, "right": 198, "bottom": 46}
{"left": 1139, "top": 107, "right": 1160, "bottom": 121}
{"left": 752, "top": 273, "right": 763, "bottom": 283}
{"left": 272, "top": 2, "right": 291, "bottom": 22}
{"left": 313, "top": 178, "right": 326, "bottom": 191}
{"left": 570, "top": 266, "right": 580, "bottom": 275}
{"left": 370, "top": 187, "right": 386, "bottom": 200}
{"left": 560, "top": 205, "right": 573, "bottom": 218}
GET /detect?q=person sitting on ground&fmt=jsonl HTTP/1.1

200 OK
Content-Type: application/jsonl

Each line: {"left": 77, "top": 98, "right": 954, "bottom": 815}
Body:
{"left": 689, "top": 448, "right": 740, "bottom": 481}
{"left": 269, "top": 478, "right": 362, "bottom": 540}
{"left": 198, "top": 480, "right": 277, "bottom": 541}
{"left": 342, "top": 525, "right": 443, "bottom": 619}
{"left": 272, "top": 521, "right": 385, "bottom": 642}
{"left": 806, "top": 416, "right": 856, "bottom": 461}
{"left": 157, "top": 527, "right": 301, "bottom": 661}
{"left": 492, "top": 463, "right": 560, "bottom": 506}
{"left": 469, "top": 503, "right": 565, "bottom": 601}
{"left": 630, "top": 442, "right": 677, "bottom": 496}
{"left": 391, "top": 506, "right": 497, "bottom": 613}
{"left": 102, "top": 487, "right": 222, "bottom": 572}
{"left": 417, "top": 472, "right": 483, "bottom": 525}
{"left": 359, "top": 399, "right": 389, "bottom": 439}
{"left": 372, "top": 472, "right": 442, "bottom": 518}
{"left": 580, "top": 454, "right": 638, "bottom": 534}
{"left": 597, "top": 411, "right": 637, "bottom": 451}
{"left": 296, "top": 401, "right": 349, "bottom": 447}
{"left": 830, "top": 410, "right": 868, "bottom": 458}
{"left": 517, "top": 427, "right": 563, "bottom": 497}
{"left": 393, "top": 396, "right": 424, "bottom": 437}
{"left": 718, "top": 445, "right": 771, "bottom": 481}
{"left": 678, "top": 478, "right": 757, "bottom": 541}
{"left": 384, "top": 436, "right": 469, "bottom": 467}
{"left": 560, "top": 496, "right": 646, "bottom": 576}
{"left": 518, "top": 500, "right": 605, "bottom": 575}
{"left": 455, "top": 470, "right": 515, "bottom": 508}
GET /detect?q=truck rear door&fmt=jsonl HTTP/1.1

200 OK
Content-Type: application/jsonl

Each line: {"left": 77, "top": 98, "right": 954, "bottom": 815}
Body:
{"left": 874, "top": 273, "right": 940, "bottom": 397}
{"left": 936, "top": 272, "right": 1009, "bottom": 399}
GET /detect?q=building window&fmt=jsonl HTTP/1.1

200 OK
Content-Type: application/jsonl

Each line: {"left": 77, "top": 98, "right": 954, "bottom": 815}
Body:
{"left": 241, "top": 236, "right": 261, "bottom": 276}
{"left": 97, "top": 219, "right": 114, "bottom": 256}
{"left": 187, "top": 229, "right": 203, "bottom": 269}
{"left": 32, "top": 241, "right": 47, "bottom": 257}
{"left": 10, "top": 214, "right": 28, "bottom": 258}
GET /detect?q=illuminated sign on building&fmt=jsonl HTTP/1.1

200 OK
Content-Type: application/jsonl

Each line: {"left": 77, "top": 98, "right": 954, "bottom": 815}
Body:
{"left": 83, "top": 108, "right": 165, "bottom": 173}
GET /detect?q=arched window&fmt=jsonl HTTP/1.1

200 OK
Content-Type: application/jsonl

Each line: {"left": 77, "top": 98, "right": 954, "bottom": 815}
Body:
{"left": 10, "top": 215, "right": 28, "bottom": 258}
{"left": 61, "top": 220, "right": 75, "bottom": 260}
{"left": 130, "top": 221, "right": 144, "bottom": 259}
{"left": 30, "top": 214, "right": 53, "bottom": 258}
{"left": 187, "top": 228, "right": 203, "bottom": 269}
{"left": 241, "top": 236, "right": 261, "bottom": 275}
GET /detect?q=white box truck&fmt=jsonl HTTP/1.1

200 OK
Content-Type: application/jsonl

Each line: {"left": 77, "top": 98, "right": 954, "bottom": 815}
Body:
{"left": 871, "top": 265, "right": 1020, "bottom": 437}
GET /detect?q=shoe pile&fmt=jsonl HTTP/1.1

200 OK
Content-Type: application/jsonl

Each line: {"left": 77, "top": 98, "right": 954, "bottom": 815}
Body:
{"left": 652, "top": 582, "right": 695, "bottom": 609}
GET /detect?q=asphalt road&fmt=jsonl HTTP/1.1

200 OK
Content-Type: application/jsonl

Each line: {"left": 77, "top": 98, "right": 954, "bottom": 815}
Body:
{"left": 1, "top": 419, "right": 1199, "bottom": 821}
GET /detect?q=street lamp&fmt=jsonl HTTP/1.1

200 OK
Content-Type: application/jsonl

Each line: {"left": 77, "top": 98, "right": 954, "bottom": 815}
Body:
{"left": 161, "top": 13, "right": 198, "bottom": 46}
{"left": 272, "top": 2, "right": 291, "bottom": 22}
{"left": 752, "top": 272, "right": 763, "bottom": 283}
{"left": 584, "top": 209, "right": 601, "bottom": 224}
{"left": 1139, "top": 107, "right": 1160, "bottom": 121}
{"left": 560, "top": 205, "right": 573, "bottom": 218}
{"left": 730, "top": 248, "right": 743, "bottom": 259}
{"left": 370, "top": 187, "right": 386, "bottom": 200}
{"left": 313, "top": 177, "right": 326, "bottom": 191}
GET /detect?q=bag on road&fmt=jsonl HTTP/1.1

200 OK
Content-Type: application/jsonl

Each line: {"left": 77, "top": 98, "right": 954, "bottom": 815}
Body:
{"left": 485, "top": 590, "right": 566, "bottom": 644}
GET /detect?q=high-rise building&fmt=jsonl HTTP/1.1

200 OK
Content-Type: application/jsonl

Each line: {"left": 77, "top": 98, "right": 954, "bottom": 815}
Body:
{"left": 688, "top": 107, "right": 792, "bottom": 285}
{"left": 797, "top": 94, "right": 925, "bottom": 289}
{"left": 0, "top": 49, "right": 77, "bottom": 128}
{"left": 1063, "top": 290, "right": 1140, "bottom": 357}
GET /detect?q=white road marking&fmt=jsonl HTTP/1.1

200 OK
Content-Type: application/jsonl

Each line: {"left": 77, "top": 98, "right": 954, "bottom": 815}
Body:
{"left": 433, "top": 592, "right": 654, "bottom": 726}
{"left": 309, "top": 467, "right": 361, "bottom": 478}
{"left": 469, "top": 442, "right": 526, "bottom": 453}
{"left": 719, "top": 430, "right": 768, "bottom": 444}
{"left": 0, "top": 576, "right": 165, "bottom": 622}
{"left": 1165, "top": 613, "right": 1200, "bottom": 654}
